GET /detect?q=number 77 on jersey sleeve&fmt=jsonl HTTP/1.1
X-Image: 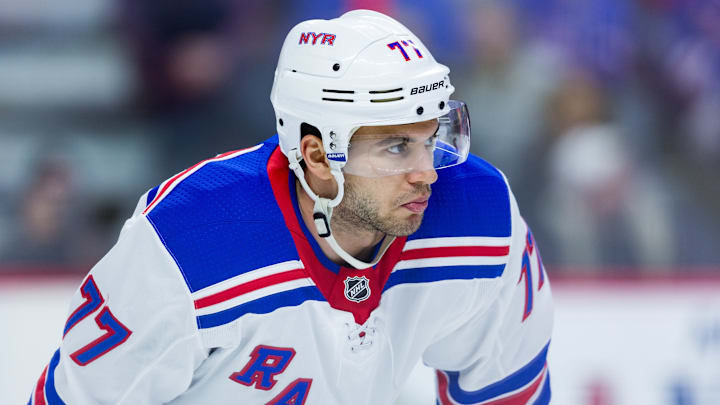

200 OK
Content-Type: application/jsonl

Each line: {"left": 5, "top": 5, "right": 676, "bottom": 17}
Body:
{"left": 518, "top": 228, "right": 547, "bottom": 322}
{"left": 62, "top": 275, "right": 132, "bottom": 366}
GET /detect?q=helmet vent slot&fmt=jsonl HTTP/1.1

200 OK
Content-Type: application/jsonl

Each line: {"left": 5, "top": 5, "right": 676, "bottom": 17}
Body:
{"left": 322, "top": 97, "right": 354, "bottom": 102}
{"left": 323, "top": 89, "right": 355, "bottom": 94}
{"left": 369, "top": 88, "right": 403, "bottom": 94}
{"left": 370, "top": 96, "right": 404, "bottom": 103}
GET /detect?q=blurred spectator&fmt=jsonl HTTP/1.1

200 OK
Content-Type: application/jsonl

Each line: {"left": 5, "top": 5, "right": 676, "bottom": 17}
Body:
{"left": 121, "top": 0, "right": 281, "bottom": 174}
{"left": 537, "top": 73, "right": 674, "bottom": 269}
{"left": 0, "top": 159, "right": 79, "bottom": 267}
{"left": 665, "top": 1, "right": 720, "bottom": 199}
{"left": 454, "top": 1, "right": 561, "bottom": 206}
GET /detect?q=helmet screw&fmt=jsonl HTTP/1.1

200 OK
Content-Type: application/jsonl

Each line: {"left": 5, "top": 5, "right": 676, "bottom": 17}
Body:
{"left": 416, "top": 106, "right": 424, "bottom": 115}
{"left": 332, "top": 63, "right": 341, "bottom": 71}
{"left": 438, "top": 101, "right": 445, "bottom": 110}
{"left": 278, "top": 118, "right": 284, "bottom": 126}
{"left": 329, "top": 131, "right": 336, "bottom": 139}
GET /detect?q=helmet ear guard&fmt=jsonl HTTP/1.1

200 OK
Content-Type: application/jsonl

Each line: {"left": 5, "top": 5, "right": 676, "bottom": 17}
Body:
{"left": 272, "top": 9, "right": 464, "bottom": 269}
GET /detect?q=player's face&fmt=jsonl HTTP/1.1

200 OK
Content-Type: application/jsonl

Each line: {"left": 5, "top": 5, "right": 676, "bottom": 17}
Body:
{"left": 334, "top": 120, "right": 439, "bottom": 236}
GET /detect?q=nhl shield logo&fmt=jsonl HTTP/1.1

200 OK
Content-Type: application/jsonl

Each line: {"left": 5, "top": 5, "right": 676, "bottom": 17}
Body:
{"left": 344, "top": 276, "right": 371, "bottom": 303}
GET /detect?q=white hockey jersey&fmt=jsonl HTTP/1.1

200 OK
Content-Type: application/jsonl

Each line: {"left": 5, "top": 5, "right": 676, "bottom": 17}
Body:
{"left": 30, "top": 136, "right": 553, "bottom": 405}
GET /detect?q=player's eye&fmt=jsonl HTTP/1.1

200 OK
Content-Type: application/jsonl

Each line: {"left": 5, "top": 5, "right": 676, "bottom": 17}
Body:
{"left": 387, "top": 143, "right": 408, "bottom": 155}
{"left": 386, "top": 137, "right": 410, "bottom": 155}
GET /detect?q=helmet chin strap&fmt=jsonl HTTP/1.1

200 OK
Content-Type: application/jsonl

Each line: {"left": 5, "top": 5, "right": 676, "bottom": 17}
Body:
{"left": 288, "top": 149, "right": 395, "bottom": 270}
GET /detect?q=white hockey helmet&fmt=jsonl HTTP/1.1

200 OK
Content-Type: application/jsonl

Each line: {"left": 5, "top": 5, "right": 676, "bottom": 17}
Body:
{"left": 270, "top": 9, "right": 470, "bottom": 268}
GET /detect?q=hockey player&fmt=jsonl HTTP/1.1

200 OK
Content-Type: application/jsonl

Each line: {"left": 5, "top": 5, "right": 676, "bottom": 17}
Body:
{"left": 30, "top": 10, "right": 552, "bottom": 405}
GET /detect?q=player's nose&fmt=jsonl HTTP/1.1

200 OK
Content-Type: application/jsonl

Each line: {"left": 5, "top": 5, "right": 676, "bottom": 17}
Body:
{"left": 406, "top": 166, "right": 438, "bottom": 185}
{"left": 406, "top": 148, "right": 438, "bottom": 185}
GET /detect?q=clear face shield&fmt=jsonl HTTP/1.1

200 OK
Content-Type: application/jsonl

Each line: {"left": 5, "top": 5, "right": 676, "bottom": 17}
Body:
{"left": 341, "top": 100, "right": 471, "bottom": 178}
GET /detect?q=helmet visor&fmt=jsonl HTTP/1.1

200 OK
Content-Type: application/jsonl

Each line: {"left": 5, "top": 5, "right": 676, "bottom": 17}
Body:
{"left": 342, "top": 100, "right": 470, "bottom": 177}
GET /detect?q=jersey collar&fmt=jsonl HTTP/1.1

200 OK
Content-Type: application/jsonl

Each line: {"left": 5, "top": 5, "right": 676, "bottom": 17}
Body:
{"left": 266, "top": 145, "right": 407, "bottom": 324}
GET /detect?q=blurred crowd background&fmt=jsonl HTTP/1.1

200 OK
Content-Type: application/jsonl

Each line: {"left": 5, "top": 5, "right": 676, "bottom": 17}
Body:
{"left": 1, "top": 0, "right": 719, "bottom": 274}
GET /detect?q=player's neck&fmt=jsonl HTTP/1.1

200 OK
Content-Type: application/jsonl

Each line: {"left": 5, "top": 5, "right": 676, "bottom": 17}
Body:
{"left": 295, "top": 179, "right": 383, "bottom": 265}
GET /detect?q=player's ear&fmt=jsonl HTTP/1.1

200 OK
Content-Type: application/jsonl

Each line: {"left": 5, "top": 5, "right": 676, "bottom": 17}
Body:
{"left": 299, "top": 135, "right": 333, "bottom": 181}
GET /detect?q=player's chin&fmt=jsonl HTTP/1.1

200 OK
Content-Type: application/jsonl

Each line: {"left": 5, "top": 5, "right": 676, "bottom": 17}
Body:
{"left": 386, "top": 212, "right": 425, "bottom": 236}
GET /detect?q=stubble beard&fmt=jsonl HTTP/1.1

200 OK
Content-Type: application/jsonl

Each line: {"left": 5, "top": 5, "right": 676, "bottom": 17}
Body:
{"left": 332, "top": 180, "right": 431, "bottom": 237}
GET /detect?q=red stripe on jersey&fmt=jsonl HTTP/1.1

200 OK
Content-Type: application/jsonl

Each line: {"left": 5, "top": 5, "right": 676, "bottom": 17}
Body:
{"left": 143, "top": 148, "right": 253, "bottom": 215}
{"left": 436, "top": 370, "right": 455, "bottom": 405}
{"left": 402, "top": 245, "right": 509, "bottom": 260}
{"left": 483, "top": 365, "right": 547, "bottom": 405}
{"left": 194, "top": 269, "right": 307, "bottom": 309}
{"left": 33, "top": 365, "right": 48, "bottom": 405}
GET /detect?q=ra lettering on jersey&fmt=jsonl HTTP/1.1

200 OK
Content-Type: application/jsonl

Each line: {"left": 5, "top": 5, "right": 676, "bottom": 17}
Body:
{"left": 267, "top": 379, "right": 313, "bottom": 405}
{"left": 230, "top": 345, "right": 296, "bottom": 390}
{"left": 230, "top": 345, "right": 313, "bottom": 404}
{"left": 298, "top": 32, "right": 336, "bottom": 46}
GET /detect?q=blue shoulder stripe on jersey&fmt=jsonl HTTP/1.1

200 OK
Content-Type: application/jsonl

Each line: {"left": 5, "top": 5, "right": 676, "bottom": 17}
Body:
{"left": 146, "top": 138, "right": 301, "bottom": 293}
{"left": 146, "top": 185, "right": 159, "bottom": 208}
{"left": 533, "top": 371, "right": 551, "bottom": 405}
{"left": 410, "top": 154, "right": 511, "bottom": 241}
{"left": 44, "top": 349, "right": 67, "bottom": 405}
{"left": 445, "top": 341, "right": 550, "bottom": 404}
{"left": 197, "top": 286, "right": 326, "bottom": 329}
{"left": 383, "top": 265, "right": 504, "bottom": 292}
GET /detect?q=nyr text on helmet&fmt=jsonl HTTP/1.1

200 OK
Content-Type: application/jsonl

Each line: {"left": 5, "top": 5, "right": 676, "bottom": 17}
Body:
{"left": 298, "top": 32, "right": 336, "bottom": 46}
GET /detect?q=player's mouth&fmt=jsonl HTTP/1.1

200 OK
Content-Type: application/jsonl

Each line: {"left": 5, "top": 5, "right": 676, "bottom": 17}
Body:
{"left": 401, "top": 195, "right": 430, "bottom": 213}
